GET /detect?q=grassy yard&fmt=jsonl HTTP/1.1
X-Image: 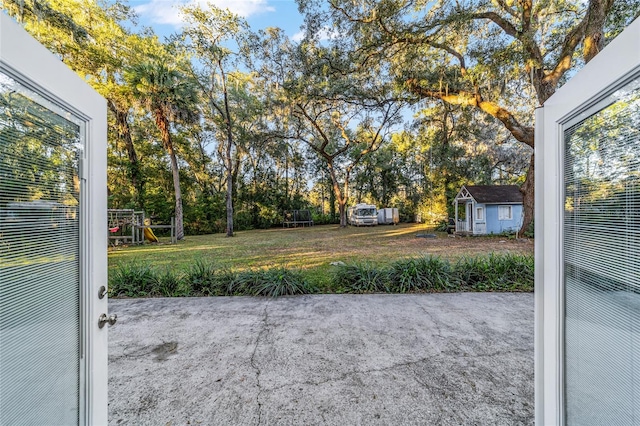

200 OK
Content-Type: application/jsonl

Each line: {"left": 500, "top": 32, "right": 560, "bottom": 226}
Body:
{"left": 109, "top": 223, "right": 533, "bottom": 290}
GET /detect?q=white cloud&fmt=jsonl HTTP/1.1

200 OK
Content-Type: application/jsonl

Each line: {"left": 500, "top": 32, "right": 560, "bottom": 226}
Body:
{"left": 134, "top": 0, "right": 184, "bottom": 26}
{"left": 291, "top": 30, "right": 305, "bottom": 42}
{"left": 134, "top": 0, "right": 275, "bottom": 27}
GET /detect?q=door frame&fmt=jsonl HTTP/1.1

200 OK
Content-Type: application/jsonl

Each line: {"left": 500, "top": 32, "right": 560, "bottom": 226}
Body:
{"left": 535, "top": 17, "right": 640, "bottom": 426}
{"left": 0, "top": 14, "right": 108, "bottom": 425}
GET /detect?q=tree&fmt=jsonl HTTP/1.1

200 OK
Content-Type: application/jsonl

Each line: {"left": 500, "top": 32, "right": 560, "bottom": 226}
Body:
{"left": 125, "top": 61, "right": 199, "bottom": 240}
{"left": 301, "top": 0, "right": 640, "bottom": 233}
{"left": 257, "top": 30, "right": 402, "bottom": 227}
{"left": 291, "top": 98, "right": 399, "bottom": 227}
{"left": 2, "top": 0, "right": 165, "bottom": 209}
{"left": 178, "top": 4, "right": 255, "bottom": 237}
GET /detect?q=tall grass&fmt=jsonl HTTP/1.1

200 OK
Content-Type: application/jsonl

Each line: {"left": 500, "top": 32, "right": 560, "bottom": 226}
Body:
{"left": 388, "top": 257, "right": 457, "bottom": 292}
{"left": 152, "top": 267, "right": 183, "bottom": 297}
{"left": 108, "top": 253, "right": 534, "bottom": 298}
{"left": 331, "top": 253, "right": 533, "bottom": 294}
{"left": 185, "top": 259, "right": 221, "bottom": 295}
{"left": 332, "top": 263, "right": 388, "bottom": 293}
{"left": 454, "top": 253, "right": 534, "bottom": 291}
{"left": 109, "top": 261, "right": 156, "bottom": 297}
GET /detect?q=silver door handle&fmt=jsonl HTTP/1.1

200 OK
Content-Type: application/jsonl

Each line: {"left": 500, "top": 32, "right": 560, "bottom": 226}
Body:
{"left": 98, "top": 313, "right": 117, "bottom": 328}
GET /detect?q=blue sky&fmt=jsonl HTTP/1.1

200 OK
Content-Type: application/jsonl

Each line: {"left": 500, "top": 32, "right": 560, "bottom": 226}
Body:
{"left": 128, "top": 0, "right": 306, "bottom": 41}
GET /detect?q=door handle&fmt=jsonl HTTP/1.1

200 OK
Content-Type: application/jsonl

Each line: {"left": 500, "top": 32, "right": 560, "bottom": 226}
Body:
{"left": 98, "top": 313, "right": 117, "bottom": 328}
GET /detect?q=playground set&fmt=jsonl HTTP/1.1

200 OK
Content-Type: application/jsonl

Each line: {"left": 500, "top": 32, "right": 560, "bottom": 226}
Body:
{"left": 107, "top": 209, "right": 176, "bottom": 246}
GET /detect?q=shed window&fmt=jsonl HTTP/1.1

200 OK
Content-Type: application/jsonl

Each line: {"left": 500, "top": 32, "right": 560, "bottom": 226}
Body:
{"left": 498, "top": 205, "right": 512, "bottom": 220}
{"left": 476, "top": 207, "right": 484, "bottom": 221}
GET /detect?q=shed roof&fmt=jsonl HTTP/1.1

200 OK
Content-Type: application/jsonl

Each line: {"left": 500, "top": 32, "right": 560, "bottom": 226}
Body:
{"left": 460, "top": 185, "right": 523, "bottom": 204}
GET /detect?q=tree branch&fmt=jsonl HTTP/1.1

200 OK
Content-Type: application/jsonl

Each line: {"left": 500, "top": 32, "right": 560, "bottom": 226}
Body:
{"left": 406, "top": 79, "right": 534, "bottom": 147}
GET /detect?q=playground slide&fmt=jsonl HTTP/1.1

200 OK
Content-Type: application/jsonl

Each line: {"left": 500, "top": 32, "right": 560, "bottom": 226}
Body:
{"left": 144, "top": 227, "right": 159, "bottom": 243}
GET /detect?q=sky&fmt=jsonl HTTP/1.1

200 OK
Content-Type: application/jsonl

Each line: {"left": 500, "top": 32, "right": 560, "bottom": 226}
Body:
{"left": 126, "top": 0, "right": 306, "bottom": 41}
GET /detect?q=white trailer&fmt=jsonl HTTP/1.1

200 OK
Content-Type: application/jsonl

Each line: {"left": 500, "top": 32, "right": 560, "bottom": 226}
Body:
{"left": 377, "top": 207, "right": 399, "bottom": 225}
{"left": 347, "top": 203, "right": 378, "bottom": 226}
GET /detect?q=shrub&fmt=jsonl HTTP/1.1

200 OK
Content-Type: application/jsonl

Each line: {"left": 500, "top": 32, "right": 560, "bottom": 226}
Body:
{"left": 388, "top": 256, "right": 458, "bottom": 293}
{"left": 387, "top": 259, "right": 425, "bottom": 293}
{"left": 231, "top": 268, "right": 313, "bottom": 297}
{"left": 454, "top": 253, "right": 533, "bottom": 291}
{"left": 255, "top": 268, "right": 314, "bottom": 297}
{"left": 152, "top": 267, "right": 183, "bottom": 297}
{"left": 109, "top": 260, "right": 156, "bottom": 297}
{"left": 107, "top": 253, "right": 533, "bottom": 298}
{"left": 226, "top": 269, "right": 258, "bottom": 295}
{"left": 332, "top": 263, "right": 388, "bottom": 293}
{"left": 185, "top": 259, "right": 221, "bottom": 295}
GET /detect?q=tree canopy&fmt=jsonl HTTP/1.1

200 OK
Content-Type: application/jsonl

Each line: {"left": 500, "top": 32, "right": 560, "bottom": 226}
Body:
{"left": 4, "top": 0, "right": 637, "bottom": 235}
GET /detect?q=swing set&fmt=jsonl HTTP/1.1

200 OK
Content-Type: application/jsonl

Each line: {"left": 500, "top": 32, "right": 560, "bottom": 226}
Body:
{"left": 107, "top": 209, "right": 176, "bottom": 246}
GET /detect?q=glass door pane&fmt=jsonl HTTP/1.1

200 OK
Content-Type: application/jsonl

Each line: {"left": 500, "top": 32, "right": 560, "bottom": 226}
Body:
{"left": 563, "top": 77, "right": 640, "bottom": 424}
{"left": 0, "top": 72, "right": 83, "bottom": 425}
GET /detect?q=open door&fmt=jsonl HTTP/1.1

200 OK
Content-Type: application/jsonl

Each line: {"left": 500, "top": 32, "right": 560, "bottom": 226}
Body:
{"left": 0, "top": 14, "right": 108, "bottom": 425}
{"left": 536, "top": 18, "right": 640, "bottom": 425}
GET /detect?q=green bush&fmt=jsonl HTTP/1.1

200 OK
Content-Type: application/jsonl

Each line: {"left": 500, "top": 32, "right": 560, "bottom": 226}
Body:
{"left": 152, "top": 267, "right": 183, "bottom": 297}
{"left": 109, "top": 260, "right": 156, "bottom": 297}
{"left": 257, "top": 268, "right": 314, "bottom": 297}
{"left": 454, "top": 253, "right": 534, "bottom": 291}
{"left": 226, "top": 269, "right": 259, "bottom": 295}
{"left": 185, "top": 259, "right": 221, "bottom": 295}
{"left": 331, "top": 263, "right": 388, "bottom": 293}
{"left": 232, "top": 268, "right": 314, "bottom": 297}
{"left": 108, "top": 253, "right": 534, "bottom": 298}
{"left": 388, "top": 257, "right": 458, "bottom": 292}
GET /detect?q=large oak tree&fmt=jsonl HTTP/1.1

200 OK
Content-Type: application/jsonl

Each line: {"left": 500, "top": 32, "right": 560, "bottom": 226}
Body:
{"left": 300, "top": 0, "right": 640, "bottom": 233}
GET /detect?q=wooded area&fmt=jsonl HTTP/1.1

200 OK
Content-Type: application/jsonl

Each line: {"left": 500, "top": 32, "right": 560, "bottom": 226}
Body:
{"left": 4, "top": 0, "right": 637, "bottom": 238}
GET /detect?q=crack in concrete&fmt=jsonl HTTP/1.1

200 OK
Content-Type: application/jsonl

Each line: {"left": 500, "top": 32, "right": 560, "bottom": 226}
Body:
{"left": 411, "top": 298, "right": 444, "bottom": 338}
{"left": 256, "top": 346, "right": 530, "bottom": 397}
{"left": 250, "top": 302, "right": 269, "bottom": 426}
{"left": 262, "top": 356, "right": 433, "bottom": 394}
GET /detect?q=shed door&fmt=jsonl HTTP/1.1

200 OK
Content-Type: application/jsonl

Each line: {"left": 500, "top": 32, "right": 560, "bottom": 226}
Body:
{"left": 0, "top": 15, "right": 108, "bottom": 425}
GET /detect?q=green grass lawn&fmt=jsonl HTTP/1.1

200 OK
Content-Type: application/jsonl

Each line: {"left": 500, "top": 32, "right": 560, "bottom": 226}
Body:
{"left": 109, "top": 223, "right": 534, "bottom": 289}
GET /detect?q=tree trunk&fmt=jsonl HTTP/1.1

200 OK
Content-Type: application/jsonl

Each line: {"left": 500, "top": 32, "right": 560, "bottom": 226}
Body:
{"left": 338, "top": 201, "right": 347, "bottom": 227}
{"left": 519, "top": 154, "right": 534, "bottom": 236}
{"left": 342, "top": 171, "right": 351, "bottom": 227}
{"left": 167, "top": 138, "right": 184, "bottom": 241}
{"left": 327, "top": 163, "right": 348, "bottom": 227}
{"left": 156, "top": 111, "right": 184, "bottom": 240}
{"left": 108, "top": 100, "right": 143, "bottom": 207}
{"left": 329, "top": 184, "right": 336, "bottom": 221}
{"left": 222, "top": 71, "right": 235, "bottom": 238}
{"left": 225, "top": 146, "right": 234, "bottom": 237}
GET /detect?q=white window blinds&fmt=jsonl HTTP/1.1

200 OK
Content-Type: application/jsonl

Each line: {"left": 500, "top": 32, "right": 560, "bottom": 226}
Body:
{"left": 0, "top": 73, "right": 83, "bottom": 425}
{"left": 563, "top": 78, "right": 640, "bottom": 425}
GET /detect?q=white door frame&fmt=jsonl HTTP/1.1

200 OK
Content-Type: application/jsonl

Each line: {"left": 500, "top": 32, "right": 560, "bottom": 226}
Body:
{"left": 0, "top": 14, "right": 108, "bottom": 425}
{"left": 535, "top": 17, "right": 640, "bottom": 425}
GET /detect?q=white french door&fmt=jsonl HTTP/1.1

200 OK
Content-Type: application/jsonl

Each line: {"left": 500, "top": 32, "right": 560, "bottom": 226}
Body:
{"left": 0, "top": 14, "right": 108, "bottom": 425}
{"left": 536, "top": 18, "right": 640, "bottom": 426}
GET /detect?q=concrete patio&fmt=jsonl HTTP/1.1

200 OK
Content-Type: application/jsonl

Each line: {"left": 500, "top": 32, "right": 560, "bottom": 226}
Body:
{"left": 108, "top": 293, "right": 534, "bottom": 425}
